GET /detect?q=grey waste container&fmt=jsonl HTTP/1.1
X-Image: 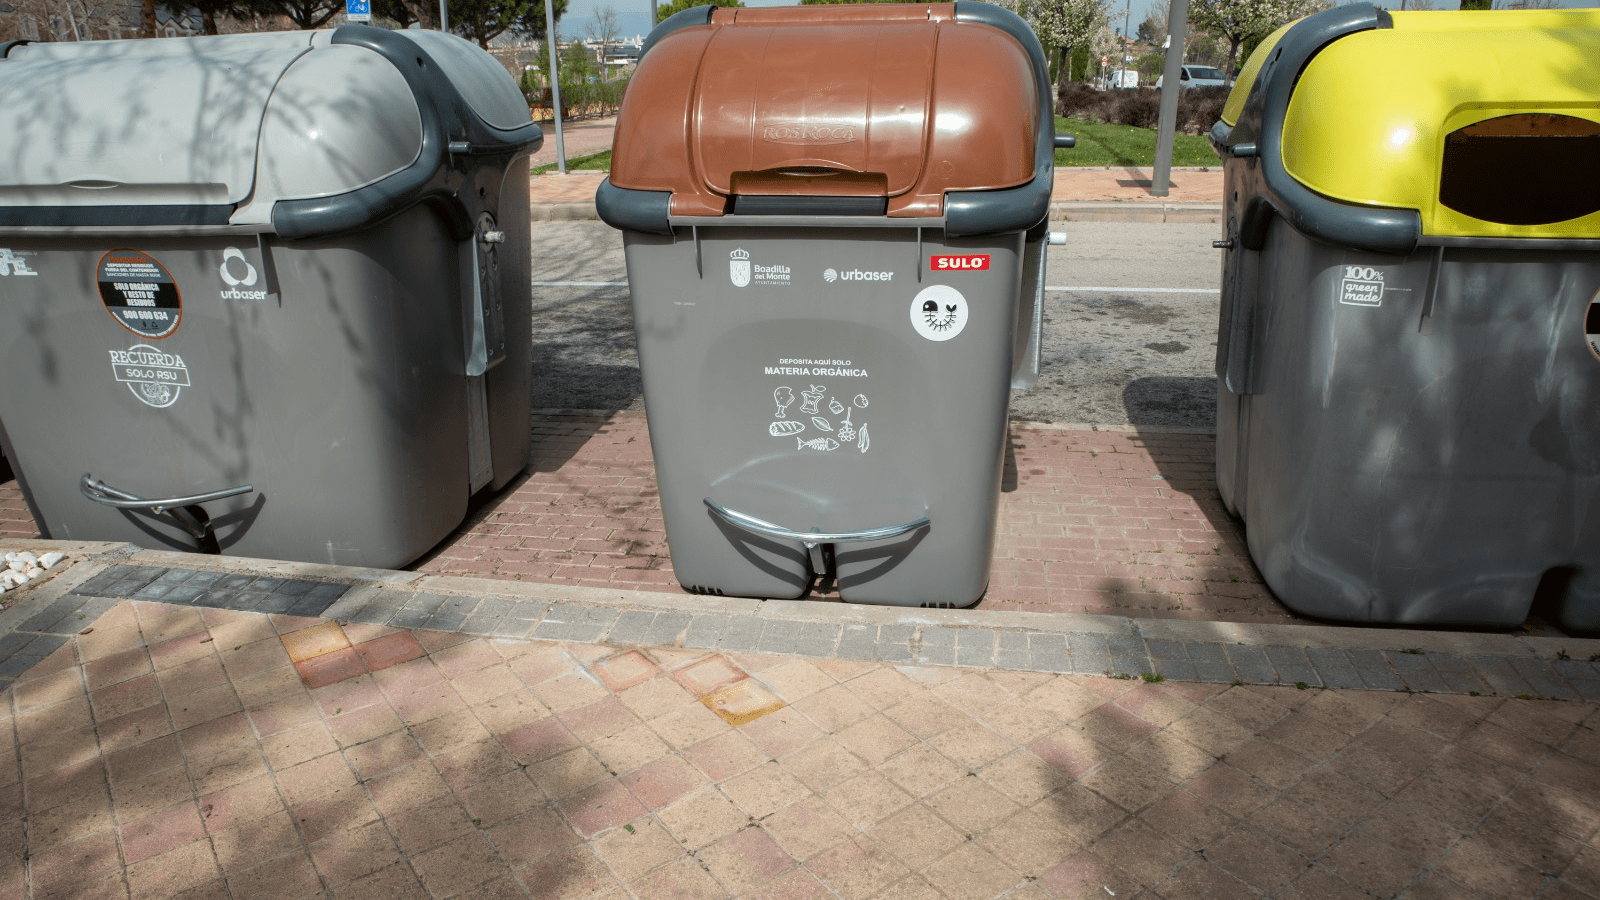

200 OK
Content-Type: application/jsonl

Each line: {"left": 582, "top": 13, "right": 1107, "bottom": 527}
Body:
{"left": 1211, "top": 4, "right": 1600, "bottom": 628}
{"left": 0, "top": 27, "right": 540, "bottom": 568}
{"left": 597, "top": 2, "right": 1064, "bottom": 607}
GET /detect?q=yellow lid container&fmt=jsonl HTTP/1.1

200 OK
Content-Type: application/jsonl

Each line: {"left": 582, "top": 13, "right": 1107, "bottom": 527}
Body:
{"left": 1227, "top": 9, "right": 1600, "bottom": 240}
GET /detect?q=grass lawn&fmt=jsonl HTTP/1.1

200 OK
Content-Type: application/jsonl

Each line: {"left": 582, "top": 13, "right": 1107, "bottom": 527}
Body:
{"left": 532, "top": 118, "right": 1218, "bottom": 175}
{"left": 1055, "top": 116, "right": 1219, "bottom": 168}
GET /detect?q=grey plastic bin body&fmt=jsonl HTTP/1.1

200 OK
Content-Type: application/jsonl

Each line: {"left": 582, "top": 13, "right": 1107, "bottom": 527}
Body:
{"left": 598, "top": 2, "right": 1056, "bottom": 606}
{"left": 1211, "top": 4, "right": 1600, "bottom": 629}
{"left": 0, "top": 28, "right": 540, "bottom": 568}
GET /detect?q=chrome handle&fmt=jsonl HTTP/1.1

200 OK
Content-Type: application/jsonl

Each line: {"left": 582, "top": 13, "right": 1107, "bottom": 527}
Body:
{"left": 81, "top": 474, "right": 254, "bottom": 512}
{"left": 704, "top": 498, "right": 929, "bottom": 576}
{"left": 704, "top": 500, "right": 928, "bottom": 545}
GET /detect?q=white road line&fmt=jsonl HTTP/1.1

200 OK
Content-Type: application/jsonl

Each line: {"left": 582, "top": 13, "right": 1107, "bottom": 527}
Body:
{"left": 533, "top": 280, "right": 1220, "bottom": 294}
{"left": 1048, "top": 286, "right": 1219, "bottom": 294}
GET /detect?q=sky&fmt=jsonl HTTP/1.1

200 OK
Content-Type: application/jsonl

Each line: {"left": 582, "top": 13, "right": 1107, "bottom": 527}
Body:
{"left": 556, "top": 0, "right": 1598, "bottom": 48}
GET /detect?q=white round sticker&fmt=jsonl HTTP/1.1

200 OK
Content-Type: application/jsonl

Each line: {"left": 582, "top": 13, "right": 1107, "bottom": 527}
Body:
{"left": 910, "top": 285, "right": 968, "bottom": 342}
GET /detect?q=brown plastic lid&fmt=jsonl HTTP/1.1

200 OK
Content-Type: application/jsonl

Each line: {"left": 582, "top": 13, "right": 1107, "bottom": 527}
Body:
{"left": 609, "top": 4, "right": 1040, "bottom": 218}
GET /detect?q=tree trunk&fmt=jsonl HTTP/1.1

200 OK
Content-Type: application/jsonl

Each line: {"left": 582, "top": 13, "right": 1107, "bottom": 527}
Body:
{"left": 142, "top": 0, "right": 157, "bottom": 37}
{"left": 202, "top": 9, "right": 218, "bottom": 34}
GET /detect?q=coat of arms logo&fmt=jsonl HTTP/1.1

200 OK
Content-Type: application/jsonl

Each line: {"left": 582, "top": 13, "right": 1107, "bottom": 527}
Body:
{"left": 729, "top": 248, "right": 751, "bottom": 288}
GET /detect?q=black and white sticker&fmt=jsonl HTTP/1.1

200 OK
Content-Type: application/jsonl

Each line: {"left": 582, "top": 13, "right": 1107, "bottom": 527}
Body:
{"left": 98, "top": 248, "right": 182, "bottom": 338}
{"left": 1338, "top": 265, "right": 1385, "bottom": 307}
{"left": 910, "top": 285, "right": 968, "bottom": 341}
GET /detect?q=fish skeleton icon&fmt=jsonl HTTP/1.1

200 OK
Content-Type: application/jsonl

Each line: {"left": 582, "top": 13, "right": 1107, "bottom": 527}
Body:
{"left": 797, "top": 437, "right": 840, "bottom": 451}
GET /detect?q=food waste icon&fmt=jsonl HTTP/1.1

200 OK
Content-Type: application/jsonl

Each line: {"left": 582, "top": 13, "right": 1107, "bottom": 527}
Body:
{"left": 767, "top": 385, "right": 870, "bottom": 454}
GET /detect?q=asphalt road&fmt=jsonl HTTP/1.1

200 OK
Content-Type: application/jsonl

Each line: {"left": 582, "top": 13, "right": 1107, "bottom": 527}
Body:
{"left": 528, "top": 221, "right": 1224, "bottom": 428}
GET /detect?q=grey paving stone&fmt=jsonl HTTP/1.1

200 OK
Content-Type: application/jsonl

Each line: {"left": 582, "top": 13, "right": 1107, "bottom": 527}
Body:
{"left": 1225, "top": 645, "right": 1275, "bottom": 685}
{"left": 791, "top": 639, "right": 837, "bottom": 658}
{"left": 185, "top": 570, "right": 224, "bottom": 588}
{"left": 508, "top": 601, "right": 549, "bottom": 623}
{"left": 1265, "top": 646, "right": 1313, "bottom": 670}
{"left": 643, "top": 612, "right": 692, "bottom": 647}
{"left": 606, "top": 610, "right": 659, "bottom": 645}
{"left": 0, "top": 654, "right": 45, "bottom": 678}
{"left": 1028, "top": 633, "right": 1072, "bottom": 673}
{"left": 490, "top": 618, "right": 534, "bottom": 639}
{"left": 1440, "top": 672, "right": 1489, "bottom": 695}
{"left": 250, "top": 591, "right": 296, "bottom": 614}
{"left": 155, "top": 569, "right": 196, "bottom": 585}
{"left": 287, "top": 595, "right": 337, "bottom": 618}
{"left": 403, "top": 592, "right": 447, "bottom": 614}
{"left": 1186, "top": 643, "right": 1230, "bottom": 666}
{"left": 838, "top": 625, "right": 878, "bottom": 661}
{"left": 1509, "top": 657, "right": 1579, "bottom": 701}
{"left": 918, "top": 627, "right": 958, "bottom": 666}
{"left": 318, "top": 593, "right": 373, "bottom": 622}
{"left": 718, "top": 617, "right": 765, "bottom": 652}
{"left": 797, "top": 622, "right": 840, "bottom": 650}
{"left": 162, "top": 585, "right": 206, "bottom": 604}
{"left": 103, "top": 577, "right": 159, "bottom": 599}
{"left": 249, "top": 577, "right": 287, "bottom": 594}
{"left": 275, "top": 580, "right": 318, "bottom": 598}
{"left": 1104, "top": 635, "right": 1146, "bottom": 657}
{"left": 0, "top": 633, "right": 35, "bottom": 656}
{"left": 996, "top": 632, "right": 1030, "bottom": 668}
{"left": 72, "top": 569, "right": 127, "bottom": 596}
{"left": 306, "top": 582, "right": 352, "bottom": 601}
{"left": 1555, "top": 659, "right": 1600, "bottom": 682}
{"left": 1111, "top": 653, "right": 1154, "bottom": 677}
{"left": 1470, "top": 656, "right": 1535, "bottom": 697}
{"left": 217, "top": 573, "right": 257, "bottom": 591}
{"left": 757, "top": 620, "right": 804, "bottom": 654}
{"left": 876, "top": 625, "right": 916, "bottom": 663}
{"left": 1341, "top": 649, "right": 1401, "bottom": 691}
{"left": 1382, "top": 650, "right": 1446, "bottom": 695}
{"left": 1275, "top": 666, "right": 1322, "bottom": 688}
{"left": 1386, "top": 652, "right": 1449, "bottom": 693}
{"left": 458, "top": 614, "right": 508, "bottom": 637}
{"left": 1067, "top": 633, "right": 1110, "bottom": 666}
{"left": 422, "top": 612, "right": 468, "bottom": 634}
{"left": 1427, "top": 652, "right": 1478, "bottom": 675}
{"left": 436, "top": 595, "right": 478, "bottom": 618}
{"left": 18, "top": 598, "right": 85, "bottom": 633}
{"left": 1192, "top": 662, "right": 1240, "bottom": 684}
{"left": 1316, "top": 667, "right": 1368, "bottom": 690}
{"left": 683, "top": 615, "right": 728, "bottom": 650}
{"left": 389, "top": 608, "right": 433, "bottom": 630}
{"left": 956, "top": 630, "right": 996, "bottom": 668}
{"left": 1570, "top": 679, "right": 1600, "bottom": 704}
{"left": 1154, "top": 660, "right": 1198, "bottom": 682}
{"left": 1070, "top": 650, "right": 1113, "bottom": 676}
{"left": 1147, "top": 640, "right": 1189, "bottom": 661}
{"left": 473, "top": 597, "right": 517, "bottom": 620}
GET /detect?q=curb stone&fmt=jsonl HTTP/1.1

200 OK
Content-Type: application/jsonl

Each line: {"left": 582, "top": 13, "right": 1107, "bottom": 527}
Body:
{"left": 3, "top": 541, "right": 1599, "bottom": 702}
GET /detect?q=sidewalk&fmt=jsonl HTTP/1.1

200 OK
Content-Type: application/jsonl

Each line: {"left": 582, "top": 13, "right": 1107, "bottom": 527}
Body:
{"left": 526, "top": 115, "right": 1224, "bottom": 223}
{"left": 0, "top": 542, "right": 1598, "bottom": 900}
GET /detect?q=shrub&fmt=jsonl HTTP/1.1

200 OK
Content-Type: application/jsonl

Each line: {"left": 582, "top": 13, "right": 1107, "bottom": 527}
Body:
{"left": 1054, "top": 82, "right": 1232, "bottom": 136}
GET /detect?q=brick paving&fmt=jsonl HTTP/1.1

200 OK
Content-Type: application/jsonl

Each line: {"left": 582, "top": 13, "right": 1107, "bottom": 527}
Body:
{"left": 403, "top": 411, "right": 1288, "bottom": 625}
{"left": 4, "top": 585, "right": 1600, "bottom": 900}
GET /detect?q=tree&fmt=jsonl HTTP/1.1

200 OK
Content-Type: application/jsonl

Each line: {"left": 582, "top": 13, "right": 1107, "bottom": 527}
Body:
{"left": 585, "top": 5, "right": 618, "bottom": 77}
{"left": 656, "top": 0, "right": 738, "bottom": 22}
{"left": 1188, "top": 0, "right": 1322, "bottom": 82}
{"left": 1457, "top": 0, "right": 1490, "bottom": 7}
{"left": 997, "top": 0, "right": 1108, "bottom": 91}
{"left": 245, "top": 0, "right": 341, "bottom": 29}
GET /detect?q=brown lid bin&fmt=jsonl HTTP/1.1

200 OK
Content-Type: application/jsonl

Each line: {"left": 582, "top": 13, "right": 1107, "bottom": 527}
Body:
{"left": 598, "top": 2, "right": 1057, "bottom": 235}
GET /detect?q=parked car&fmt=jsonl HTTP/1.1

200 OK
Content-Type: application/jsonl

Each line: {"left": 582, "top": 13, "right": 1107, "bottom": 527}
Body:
{"left": 1107, "top": 68, "right": 1140, "bottom": 89}
{"left": 1156, "top": 65, "right": 1226, "bottom": 90}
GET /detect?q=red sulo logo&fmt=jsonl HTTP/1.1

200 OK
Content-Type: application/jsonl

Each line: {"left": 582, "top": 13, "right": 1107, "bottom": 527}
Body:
{"left": 930, "top": 254, "right": 990, "bottom": 271}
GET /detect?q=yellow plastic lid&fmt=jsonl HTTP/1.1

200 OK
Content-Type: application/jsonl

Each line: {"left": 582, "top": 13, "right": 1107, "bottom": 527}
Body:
{"left": 1281, "top": 9, "right": 1600, "bottom": 239}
